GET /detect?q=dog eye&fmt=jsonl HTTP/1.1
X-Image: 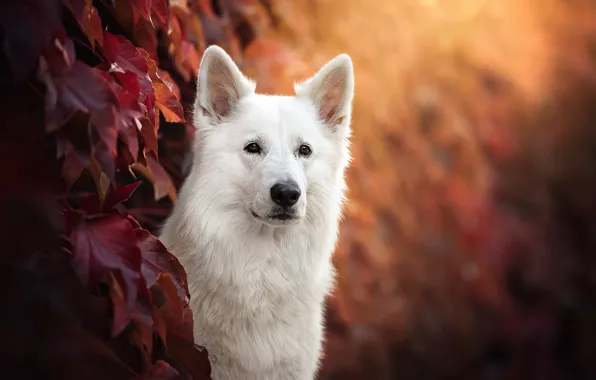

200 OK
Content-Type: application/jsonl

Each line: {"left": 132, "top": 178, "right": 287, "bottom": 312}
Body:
{"left": 298, "top": 144, "right": 312, "bottom": 157}
{"left": 244, "top": 142, "right": 262, "bottom": 154}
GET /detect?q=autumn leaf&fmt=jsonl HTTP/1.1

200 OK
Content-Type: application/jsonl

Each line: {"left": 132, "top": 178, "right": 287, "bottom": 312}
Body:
{"left": 103, "top": 31, "right": 148, "bottom": 76}
{"left": 79, "top": 181, "right": 142, "bottom": 215}
{"left": 154, "top": 80, "right": 185, "bottom": 123}
{"left": 187, "top": 13, "right": 205, "bottom": 50}
{"left": 39, "top": 35, "right": 122, "bottom": 182}
{"left": 167, "top": 330, "right": 212, "bottom": 380}
{"left": 150, "top": 0, "right": 169, "bottom": 27}
{"left": 113, "top": 0, "right": 137, "bottom": 30}
{"left": 140, "top": 116, "right": 159, "bottom": 156}
{"left": 137, "top": 228, "right": 189, "bottom": 300}
{"left": 103, "top": 74, "right": 146, "bottom": 162}
{"left": 64, "top": 0, "right": 104, "bottom": 49}
{"left": 131, "top": 300, "right": 156, "bottom": 353}
{"left": 135, "top": 18, "right": 159, "bottom": 61}
{"left": 131, "top": 153, "right": 177, "bottom": 202}
{"left": 181, "top": 42, "right": 202, "bottom": 80}
{"left": 61, "top": 143, "right": 88, "bottom": 189}
{"left": 92, "top": 105, "right": 120, "bottom": 182}
{"left": 170, "top": 0, "right": 189, "bottom": 13}
{"left": 108, "top": 270, "right": 132, "bottom": 336}
{"left": 223, "top": 0, "right": 271, "bottom": 40}
{"left": 142, "top": 360, "right": 184, "bottom": 380}
{"left": 138, "top": 49, "right": 186, "bottom": 123}
{"left": 160, "top": 70, "right": 182, "bottom": 100}
{"left": 69, "top": 213, "right": 142, "bottom": 335}
{"left": 55, "top": 110, "right": 93, "bottom": 189}
{"left": 40, "top": 34, "right": 114, "bottom": 126}
{"left": 103, "top": 31, "right": 155, "bottom": 118}
{"left": 132, "top": 0, "right": 157, "bottom": 26}
{"left": 112, "top": 71, "right": 141, "bottom": 99}
{"left": 87, "top": 156, "right": 112, "bottom": 201}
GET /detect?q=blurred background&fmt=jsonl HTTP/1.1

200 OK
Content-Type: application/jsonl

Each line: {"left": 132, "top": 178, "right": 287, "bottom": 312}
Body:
{"left": 2, "top": 0, "right": 596, "bottom": 379}
{"left": 237, "top": 1, "right": 596, "bottom": 379}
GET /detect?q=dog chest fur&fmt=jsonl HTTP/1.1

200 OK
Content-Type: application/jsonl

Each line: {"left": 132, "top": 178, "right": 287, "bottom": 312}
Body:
{"left": 160, "top": 184, "right": 338, "bottom": 379}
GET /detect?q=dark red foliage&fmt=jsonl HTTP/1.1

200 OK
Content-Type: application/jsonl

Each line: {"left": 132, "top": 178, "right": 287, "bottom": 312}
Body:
{"left": 0, "top": 0, "right": 267, "bottom": 378}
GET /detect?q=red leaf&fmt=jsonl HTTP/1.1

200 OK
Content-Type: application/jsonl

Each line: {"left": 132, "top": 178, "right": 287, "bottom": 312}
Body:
{"left": 103, "top": 32, "right": 155, "bottom": 114}
{"left": 166, "top": 332, "right": 212, "bottom": 380}
{"left": 56, "top": 110, "right": 93, "bottom": 188}
{"left": 138, "top": 49, "right": 185, "bottom": 123}
{"left": 43, "top": 31, "right": 76, "bottom": 75}
{"left": 137, "top": 228, "right": 189, "bottom": 300}
{"left": 65, "top": 1, "right": 104, "bottom": 49}
{"left": 114, "top": 71, "right": 141, "bottom": 99}
{"left": 103, "top": 32, "right": 148, "bottom": 74}
{"left": 132, "top": 153, "right": 177, "bottom": 202}
{"left": 80, "top": 181, "right": 142, "bottom": 215}
{"left": 131, "top": 301, "right": 155, "bottom": 353}
{"left": 83, "top": 4, "right": 104, "bottom": 49}
{"left": 100, "top": 70, "right": 147, "bottom": 164}
{"left": 155, "top": 274, "right": 186, "bottom": 330}
{"left": 61, "top": 145, "right": 87, "bottom": 188}
{"left": 132, "top": 0, "right": 152, "bottom": 23}
{"left": 87, "top": 156, "right": 111, "bottom": 201}
{"left": 93, "top": 105, "right": 120, "bottom": 181}
{"left": 154, "top": 70, "right": 185, "bottom": 123}
{"left": 140, "top": 117, "right": 159, "bottom": 156}
{"left": 151, "top": 0, "right": 169, "bottom": 26}
{"left": 62, "top": 0, "right": 87, "bottom": 20}
{"left": 39, "top": 51, "right": 119, "bottom": 180}
{"left": 142, "top": 360, "right": 184, "bottom": 380}
{"left": 170, "top": 0, "right": 188, "bottom": 12}
{"left": 135, "top": 19, "right": 159, "bottom": 61}
{"left": 181, "top": 42, "right": 202, "bottom": 81}
{"left": 105, "top": 181, "right": 142, "bottom": 209}
{"left": 42, "top": 57, "right": 114, "bottom": 131}
{"left": 114, "top": 0, "right": 138, "bottom": 30}
{"left": 108, "top": 270, "right": 131, "bottom": 336}
{"left": 69, "top": 213, "right": 142, "bottom": 335}
{"left": 132, "top": 0, "right": 168, "bottom": 27}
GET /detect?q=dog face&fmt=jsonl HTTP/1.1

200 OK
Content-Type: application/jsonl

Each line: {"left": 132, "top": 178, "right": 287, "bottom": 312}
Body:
{"left": 192, "top": 46, "right": 354, "bottom": 227}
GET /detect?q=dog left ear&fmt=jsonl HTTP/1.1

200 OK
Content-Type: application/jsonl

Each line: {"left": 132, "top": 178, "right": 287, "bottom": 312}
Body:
{"left": 295, "top": 54, "right": 354, "bottom": 129}
{"left": 195, "top": 45, "right": 255, "bottom": 124}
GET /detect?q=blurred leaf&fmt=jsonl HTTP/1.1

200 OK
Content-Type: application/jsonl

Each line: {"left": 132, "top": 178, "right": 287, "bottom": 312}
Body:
{"left": 142, "top": 360, "right": 184, "bottom": 380}
{"left": 69, "top": 213, "right": 142, "bottom": 335}
{"left": 137, "top": 228, "right": 189, "bottom": 300}
{"left": 0, "top": 0, "right": 62, "bottom": 84}
{"left": 135, "top": 19, "right": 159, "bottom": 61}
{"left": 64, "top": 0, "right": 104, "bottom": 49}
{"left": 132, "top": 153, "right": 177, "bottom": 202}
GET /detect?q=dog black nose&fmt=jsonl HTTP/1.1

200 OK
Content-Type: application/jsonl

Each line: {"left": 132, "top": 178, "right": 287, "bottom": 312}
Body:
{"left": 270, "top": 182, "right": 301, "bottom": 207}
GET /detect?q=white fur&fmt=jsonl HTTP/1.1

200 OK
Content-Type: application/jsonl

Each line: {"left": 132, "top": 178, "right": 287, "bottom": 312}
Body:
{"left": 159, "top": 45, "right": 354, "bottom": 380}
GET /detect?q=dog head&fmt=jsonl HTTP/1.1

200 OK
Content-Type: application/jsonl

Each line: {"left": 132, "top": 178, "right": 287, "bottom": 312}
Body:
{"left": 192, "top": 45, "right": 354, "bottom": 227}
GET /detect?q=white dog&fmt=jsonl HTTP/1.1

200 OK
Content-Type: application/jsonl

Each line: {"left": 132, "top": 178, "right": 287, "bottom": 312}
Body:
{"left": 159, "top": 45, "right": 354, "bottom": 380}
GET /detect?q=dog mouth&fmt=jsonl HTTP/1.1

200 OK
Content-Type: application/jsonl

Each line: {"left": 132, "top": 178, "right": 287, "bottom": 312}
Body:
{"left": 269, "top": 213, "right": 294, "bottom": 221}
{"left": 251, "top": 209, "right": 298, "bottom": 223}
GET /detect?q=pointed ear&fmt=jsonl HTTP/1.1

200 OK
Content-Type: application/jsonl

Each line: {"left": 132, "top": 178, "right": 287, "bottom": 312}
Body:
{"left": 195, "top": 45, "right": 255, "bottom": 123}
{"left": 295, "top": 54, "right": 354, "bottom": 128}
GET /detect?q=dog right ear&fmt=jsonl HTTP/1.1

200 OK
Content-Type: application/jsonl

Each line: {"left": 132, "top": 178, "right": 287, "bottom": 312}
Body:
{"left": 194, "top": 45, "right": 255, "bottom": 124}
